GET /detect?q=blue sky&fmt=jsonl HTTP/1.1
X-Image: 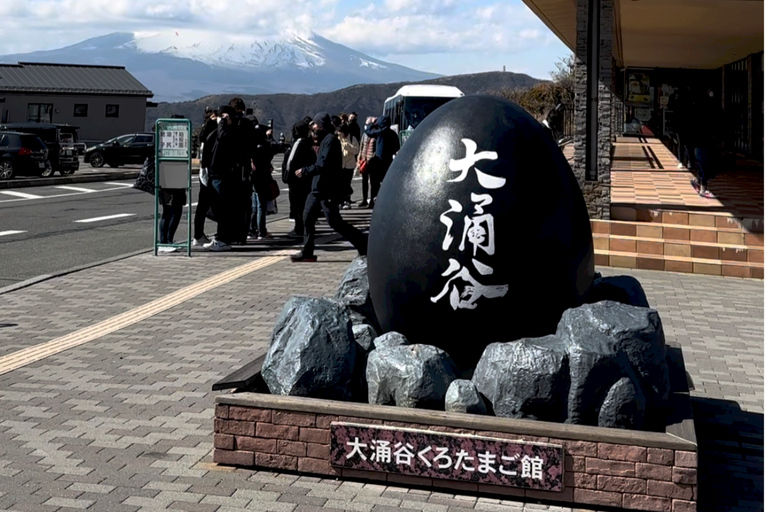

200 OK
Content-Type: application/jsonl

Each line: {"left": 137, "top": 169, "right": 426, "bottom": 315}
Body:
{"left": 0, "top": 0, "right": 572, "bottom": 80}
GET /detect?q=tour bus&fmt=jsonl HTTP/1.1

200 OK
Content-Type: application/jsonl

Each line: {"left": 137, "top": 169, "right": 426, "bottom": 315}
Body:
{"left": 382, "top": 85, "right": 464, "bottom": 145}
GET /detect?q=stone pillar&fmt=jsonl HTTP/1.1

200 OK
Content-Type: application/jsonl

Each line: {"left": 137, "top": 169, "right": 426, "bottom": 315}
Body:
{"left": 574, "top": 0, "right": 614, "bottom": 220}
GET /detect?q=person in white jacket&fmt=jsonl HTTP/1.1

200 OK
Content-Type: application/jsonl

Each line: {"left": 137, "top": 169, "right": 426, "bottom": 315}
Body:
{"left": 337, "top": 123, "right": 360, "bottom": 209}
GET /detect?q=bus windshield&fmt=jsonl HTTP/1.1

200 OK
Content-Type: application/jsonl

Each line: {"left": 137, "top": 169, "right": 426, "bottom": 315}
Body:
{"left": 402, "top": 97, "right": 455, "bottom": 130}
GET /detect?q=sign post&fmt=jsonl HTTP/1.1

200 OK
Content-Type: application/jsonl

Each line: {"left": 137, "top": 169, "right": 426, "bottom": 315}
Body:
{"left": 154, "top": 118, "right": 192, "bottom": 256}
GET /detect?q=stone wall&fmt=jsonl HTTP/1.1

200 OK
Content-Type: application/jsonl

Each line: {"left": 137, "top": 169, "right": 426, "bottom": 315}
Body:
{"left": 213, "top": 399, "right": 697, "bottom": 512}
{"left": 573, "top": 0, "right": 614, "bottom": 220}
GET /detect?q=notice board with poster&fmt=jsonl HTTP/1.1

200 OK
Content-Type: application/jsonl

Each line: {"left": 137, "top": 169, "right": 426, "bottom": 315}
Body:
{"left": 154, "top": 118, "right": 192, "bottom": 256}
{"left": 626, "top": 72, "right": 652, "bottom": 106}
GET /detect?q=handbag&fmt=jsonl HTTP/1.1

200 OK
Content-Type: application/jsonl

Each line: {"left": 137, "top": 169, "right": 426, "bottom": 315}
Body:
{"left": 269, "top": 178, "right": 280, "bottom": 200}
{"left": 358, "top": 159, "right": 368, "bottom": 175}
{"left": 133, "top": 158, "right": 155, "bottom": 195}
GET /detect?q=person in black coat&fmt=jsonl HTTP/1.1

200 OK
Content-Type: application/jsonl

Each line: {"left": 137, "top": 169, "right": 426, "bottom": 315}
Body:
{"left": 192, "top": 109, "right": 218, "bottom": 246}
{"left": 282, "top": 119, "right": 316, "bottom": 237}
{"left": 347, "top": 111, "right": 361, "bottom": 142}
{"left": 363, "top": 115, "right": 400, "bottom": 207}
{"left": 291, "top": 112, "right": 368, "bottom": 262}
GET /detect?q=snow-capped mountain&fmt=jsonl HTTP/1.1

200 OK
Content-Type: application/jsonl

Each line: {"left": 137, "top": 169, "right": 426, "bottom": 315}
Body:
{"left": 0, "top": 32, "right": 440, "bottom": 102}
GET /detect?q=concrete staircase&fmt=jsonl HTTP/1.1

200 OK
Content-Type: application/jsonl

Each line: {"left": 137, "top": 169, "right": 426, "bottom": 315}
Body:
{"left": 592, "top": 206, "right": 763, "bottom": 279}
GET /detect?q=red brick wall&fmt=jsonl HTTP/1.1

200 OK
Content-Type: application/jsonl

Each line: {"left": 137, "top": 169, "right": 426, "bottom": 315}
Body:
{"left": 213, "top": 404, "right": 697, "bottom": 512}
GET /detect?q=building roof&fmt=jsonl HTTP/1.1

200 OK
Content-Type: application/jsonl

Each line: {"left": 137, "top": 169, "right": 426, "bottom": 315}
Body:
{"left": 522, "top": 0, "right": 764, "bottom": 69}
{"left": 0, "top": 62, "right": 153, "bottom": 97}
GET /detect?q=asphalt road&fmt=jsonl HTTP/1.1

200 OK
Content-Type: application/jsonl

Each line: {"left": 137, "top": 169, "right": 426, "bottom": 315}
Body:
{"left": 0, "top": 165, "right": 367, "bottom": 286}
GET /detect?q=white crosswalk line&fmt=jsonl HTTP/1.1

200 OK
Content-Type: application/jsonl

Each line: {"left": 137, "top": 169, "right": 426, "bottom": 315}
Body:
{"left": 105, "top": 182, "right": 135, "bottom": 188}
{"left": 0, "top": 230, "right": 26, "bottom": 237}
{"left": 55, "top": 186, "right": 96, "bottom": 193}
{"left": 0, "top": 190, "right": 44, "bottom": 199}
{"left": 74, "top": 213, "right": 136, "bottom": 223}
{"left": 183, "top": 202, "right": 199, "bottom": 208}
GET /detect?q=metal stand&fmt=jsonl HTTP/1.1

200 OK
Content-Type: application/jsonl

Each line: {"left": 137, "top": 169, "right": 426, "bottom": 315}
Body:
{"left": 154, "top": 118, "right": 192, "bottom": 257}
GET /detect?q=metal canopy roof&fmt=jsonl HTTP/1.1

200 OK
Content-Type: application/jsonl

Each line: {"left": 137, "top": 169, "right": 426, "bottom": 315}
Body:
{"left": 522, "top": 0, "right": 764, "bottom": 69}
{"left": 0, "top": 62, "right": 153, "bottom": 97}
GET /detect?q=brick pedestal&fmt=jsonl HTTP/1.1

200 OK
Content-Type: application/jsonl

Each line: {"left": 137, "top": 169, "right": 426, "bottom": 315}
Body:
{"left": 213, "top": 392, "right": 696, "bottom": 512}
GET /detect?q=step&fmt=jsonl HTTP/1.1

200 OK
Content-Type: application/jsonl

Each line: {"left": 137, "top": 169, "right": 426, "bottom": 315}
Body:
{"left": 610, "top": 205, "right": 764, "bottom": 233}
{"left": 593, "top": 234, "right": 763, "bottom": 264}
{"left": 591, "top": 219, "right": 764, "bottom": 247}
{"left": 594, "top": 250, "right": 763, "bottom": 279}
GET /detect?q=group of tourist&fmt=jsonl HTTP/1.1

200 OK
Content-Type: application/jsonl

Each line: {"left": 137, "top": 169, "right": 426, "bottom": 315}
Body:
{"left": 153, "top": 97, "right": 400, "bottom": 262}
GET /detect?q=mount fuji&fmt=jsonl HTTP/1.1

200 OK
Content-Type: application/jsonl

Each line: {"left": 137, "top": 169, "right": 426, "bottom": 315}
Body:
{"left": 0, "top": 31, "right": 441, "bottom": 102}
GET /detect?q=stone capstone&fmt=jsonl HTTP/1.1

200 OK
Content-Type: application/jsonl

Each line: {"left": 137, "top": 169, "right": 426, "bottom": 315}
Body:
{"left": 445, "top": 379, "right": 487, "bottom": 415}
{"left": 373, "top": 331, "right": 409, "bottom": 349}
{"left": 366, "top": 344, "right": 458, "bottom": 409}
{"left": 472, "top": 336, "right": 570, "bottom": 421}
{"left": 334, "top": 256, "right": 381, "bottom": 332}
{"left": 262, "top": 296, "right": 357, "bottom": 401}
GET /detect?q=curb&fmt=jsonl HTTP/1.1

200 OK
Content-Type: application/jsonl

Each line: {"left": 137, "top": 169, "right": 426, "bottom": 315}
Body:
{"left": 0, "top": 248, "right": 152, "bottom": 296}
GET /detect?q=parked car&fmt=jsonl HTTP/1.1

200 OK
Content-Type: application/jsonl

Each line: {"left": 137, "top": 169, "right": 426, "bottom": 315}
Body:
{"left": 85, "top": 133, "right": 154, "bottom": 168}
{"left": 0, "top": 123, "right": 79, "bottom": 175}
{"left": 0, "top": 131, "right": 50, "bottom": 180}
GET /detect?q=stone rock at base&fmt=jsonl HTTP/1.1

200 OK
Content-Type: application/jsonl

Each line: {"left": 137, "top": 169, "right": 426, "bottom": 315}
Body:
{"left": 557, "top": 301, "right": 668, "bottom": 427}
{"left": 599, "top": 377, "right": 647, "bottom": 429}
{"left": 352, "top": 324, "right": 378, "bottom": 353}
{"left": 334, "top": 256, "right": 381, "bottom": 332}
{"left": 367, "top": 344, "right": 458, "bottom": 409}
{"left": 445, "top": 379, "right": 487, "bottom": 415}
{"left": 472, "top": 336, "right": 569, "bottom": 421}
{"left": 373, "top": 332, "right": 409, "bottom": 350}
{"left": 262, "top": 296, "right": 357, "bottom": 401}
{"left": 586, "top": 274, "right": 650, "bottom": 308}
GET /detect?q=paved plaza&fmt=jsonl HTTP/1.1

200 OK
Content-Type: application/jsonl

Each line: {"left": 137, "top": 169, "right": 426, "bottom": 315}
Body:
{"left": 0, "top": 214, "right": 762, "bottom": 512}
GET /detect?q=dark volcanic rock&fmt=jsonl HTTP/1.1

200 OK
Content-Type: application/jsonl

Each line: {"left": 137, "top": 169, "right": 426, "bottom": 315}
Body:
{"left": 373, "top": 332, "right": 409, "bottom": 349}
{"left": 599, "top": 377, "right": 647, "bottom": 429}
{"left": 367, "top": 94, "right": 594, "bottom": 370}
{"left": 262, "top": 296, "right": 357, "bottom": 401}
{"left": 352, "top": 324, "right": 378, "bottom": 353}
{"left": 472, "top": 336, "right": 570, "bottom": 421}
{"left": 445, "top": 379, "right": 487, "bottom": 414}
{"left": 334, "top": 256, "right": 381, "bottom": 332}
{"left": 557, "top": 301, "right": 668, "bottom": 428}
{"left": 586, "top": 274, "right": 650, "bottom": 308}
{"left": 366, "top": 344, "right": 458, "bottom": 409}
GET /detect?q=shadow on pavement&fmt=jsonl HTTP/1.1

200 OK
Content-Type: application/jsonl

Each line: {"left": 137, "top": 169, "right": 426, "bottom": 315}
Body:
{"left": 692, "top": 397, "right": 763, "bottom": 511}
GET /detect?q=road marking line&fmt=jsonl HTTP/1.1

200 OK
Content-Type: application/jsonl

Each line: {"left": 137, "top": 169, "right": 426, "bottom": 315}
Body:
{"left": 0, "top": 230, "right": 25, "bottom": 237}
{"left": 105, "top": 182, "right": 134, "bottom": 187}
{"left": 55, "top": 186, "right": 96, "bottom": 193}
{"left": 183, "top": 202, "right": 199, "bottom": 208}
{"left": 74, "top": 213, "right": 136, "bottom": 223}
{"left": 0, "top": 250, "right": 293, "bottom": 376}
{"left": 0, "top": 190, "right": 44, "bottom": 199}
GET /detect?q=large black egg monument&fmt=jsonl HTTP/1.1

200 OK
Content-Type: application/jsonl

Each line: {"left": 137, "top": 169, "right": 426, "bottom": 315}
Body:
{"left": 367, "top": 95, "right": 595, "bottom": 369}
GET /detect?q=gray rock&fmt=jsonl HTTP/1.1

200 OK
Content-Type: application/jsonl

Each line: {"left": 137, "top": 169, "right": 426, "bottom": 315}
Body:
{"left": 262, "top": 296, "right": 357, "bottom": 401}
{"left": 335, "top": 256, "right": 381, "bottom": 332}
{"left": 557, "top": 300, "right": 668, "bottom": 427}
{"left": 367, "top": 344, "right": 458, "bottom": 409}
{"left": 586, "top": 274, "right": 650, "bottom": 308}
{"left": 599, "top": 377, "right": 647, "bottom": 429}
{"left": 445, "top": 379, "right": 487, "bottom": 415}
{"left": 352, "top": 324, "right": 378, "bottom": 353}
{"left": 472, "top": 336, "right": 570, "bottom": 421}
{"left": 373, "top": 331, "right": 409, "bottom": 349}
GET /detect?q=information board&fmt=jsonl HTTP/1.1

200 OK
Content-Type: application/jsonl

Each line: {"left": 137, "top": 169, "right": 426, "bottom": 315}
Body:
{"left": 159, "top": 123, "right": 190, "bottom": 158}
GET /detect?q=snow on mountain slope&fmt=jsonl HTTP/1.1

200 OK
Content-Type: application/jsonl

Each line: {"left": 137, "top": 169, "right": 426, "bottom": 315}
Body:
{"left": 0, "top": 31, "right": 434, "bottom": 101}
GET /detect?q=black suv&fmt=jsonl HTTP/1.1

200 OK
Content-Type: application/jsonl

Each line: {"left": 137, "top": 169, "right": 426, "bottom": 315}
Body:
{"left": 85, "top": 133, "right": 154, "bottom": 168}
{"left": 0, "top": 132, "right": 50, "bottom": 179}
{"left": 0, "top": 123, "right": 79, "bottom": 175}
